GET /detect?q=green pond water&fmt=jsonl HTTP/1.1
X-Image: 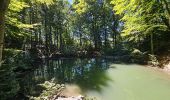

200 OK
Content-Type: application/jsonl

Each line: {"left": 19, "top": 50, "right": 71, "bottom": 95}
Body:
{"left": 18, "top": 58, "right": 170, "bottom": 100}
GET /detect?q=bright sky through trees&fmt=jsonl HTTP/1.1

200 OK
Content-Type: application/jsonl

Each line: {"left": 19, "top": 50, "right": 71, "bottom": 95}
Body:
{"left": 68, "top": 0, "right": 73, "bottom": 4}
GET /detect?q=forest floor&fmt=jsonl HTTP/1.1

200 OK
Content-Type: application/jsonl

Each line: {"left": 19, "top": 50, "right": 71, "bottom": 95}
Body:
{"left": 159, "top": 63, "right": 170, "bottom": 74}
{"left": 156, "top": 51, "right": 170, "bottom": 73}
{"left": 32, "top": 81, "right": 96, "bottom": 100}
{"left": 147, "top": 61, "right": 170, "bottom": 76}
{"left": 55, "top": 84, "right": 84, "bottom": 100}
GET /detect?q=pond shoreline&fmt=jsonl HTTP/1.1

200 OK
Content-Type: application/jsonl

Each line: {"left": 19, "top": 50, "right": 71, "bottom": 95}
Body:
{"left": 12, "top": 57, "right": 170, "bottom": 100}
{"left": 147, "top": 64, "right": 170, "bottom": 76}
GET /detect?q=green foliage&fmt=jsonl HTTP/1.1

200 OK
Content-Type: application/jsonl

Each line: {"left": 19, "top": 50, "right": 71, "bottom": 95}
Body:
{"left": 72, "top": 0, "right": 120, "bottom": 51}
{"left": 4, "top": 0, "right": 121, "bottom": 56}
{"left": 73, "top": 0, "right": 88, "bottom": 14}
{"left": 103, "top": 48, "right": 113, "bottom": 56}
{"left": 30, "top": 80, "right": 97, "bottom": 100}
{"left": 7, "top": 0, "right": 32, "bottom": 29}
{"left": 111, "top": 0, "right": 170, "bottom": 56}
{"left": 130, "top": 48, "right": 147, "bottom": 64}
{"left": 5, "top": 0, "right": 32, "bottom": 49}
{"left": 147, "top": 54, "right": 159, "bottom": 66}
{"left": 31, "top": 80, "right": 65, "bottom": 100}
{"left": 3, "top": 49, "right": 32, "bottom": 70}
{"left": 0, "top": 49, "right": 34, "bottom": 99}
{"left": 0, "top": 63, "right": 20, "bottom": 100}
{"left": 3, "top": 0, "right": 170, "bottom": 99}
{"left": 111, "top": 0, "right": 166, "bottom": 37}
{"left": 32, "top": 0, "right": 54, "bottom": 5}
{"left": 63, "top": 46, "right": 78, "bottom": 56}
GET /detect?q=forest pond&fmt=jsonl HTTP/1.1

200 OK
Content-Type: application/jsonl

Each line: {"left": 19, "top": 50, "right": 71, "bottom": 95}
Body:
{"left": 18, "top": 58, "right": 170, "bottom": 100}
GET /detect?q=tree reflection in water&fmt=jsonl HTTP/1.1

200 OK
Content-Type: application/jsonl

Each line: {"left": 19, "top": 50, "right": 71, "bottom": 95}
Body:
{"left": 18, "top": 58, "right": 114, "bottom": 98}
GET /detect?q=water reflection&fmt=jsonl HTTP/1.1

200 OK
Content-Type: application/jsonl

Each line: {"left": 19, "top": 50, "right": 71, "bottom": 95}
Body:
{"left": 18, "top": 58, "right": 113, "bottom": 98}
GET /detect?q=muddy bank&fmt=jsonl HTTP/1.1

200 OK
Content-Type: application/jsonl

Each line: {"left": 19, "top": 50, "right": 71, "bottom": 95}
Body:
{"left": 147, "top": 63, "right": 170, "bottom": 76}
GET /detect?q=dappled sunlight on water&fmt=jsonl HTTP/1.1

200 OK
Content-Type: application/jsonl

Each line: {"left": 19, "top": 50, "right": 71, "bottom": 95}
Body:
{"left": 86, "top": 64, "right": 170, "bottom": 100}
{"left": 18, "top": 58, "right": 112, "bottom": 98}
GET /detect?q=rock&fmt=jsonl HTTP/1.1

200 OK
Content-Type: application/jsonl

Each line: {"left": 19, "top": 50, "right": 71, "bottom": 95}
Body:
{"left": 55, "top": 95, "right": 84, "bottom": 100}
{"left": 61, "top": 84, "right": 65, "bottom": 87}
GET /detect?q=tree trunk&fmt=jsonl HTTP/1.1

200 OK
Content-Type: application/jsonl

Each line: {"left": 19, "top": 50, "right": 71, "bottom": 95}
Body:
{"left": 43, "top": 5, "right": 49, "bottom": 56}
{"left": 79, "top": 29, "right": 82, "bottom": 47}
{"left": 0, "top": 0, "right": 10, "bottom": 63}
{"left": 56, "top": 28, "right": 59, "bottom": 50}
{"left": 151, "top": 33, "right": 154, "bottom": 54}
{"left": 39, "top": 28, "right": 42, "bottom": 45}
{"left": 59, "top": 28, "right": 63, "bottom": 51}
{"left": 162, "top": 0, "right": 170, "bottom": 29}
{"left": 114, "top": 31, "right": 117, "bottom": 47}
{"left": 103, "top": 3, "right": 107, "bottom": 48}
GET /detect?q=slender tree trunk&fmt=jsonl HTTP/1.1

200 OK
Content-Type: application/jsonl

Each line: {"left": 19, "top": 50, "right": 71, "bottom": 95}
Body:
{"left": 79, "top": 29, "right": 82, "bottom": 47}
{"left": 80, "top": 32, "right": 82, "bottom": 47}
{"left": 0, "top": 0, "right": 10, "bottom": 63}
{"left": 93, "top": 14, "right": 98, "bottom": 50}
{"left": 114, "top": 31, "right": 117, "bottom": 47}
{"left": 112, "top": 33, "right": 114, "bottom": 47}
{"left": 49, "top": 25, "right": 53, "bottom": 54}
{"left": 29, "top": 3, "right": 33, "bottom": 49}
{"left": 39, "top": 28, "right": 41, "bottom": 45}
{"left": 97, "top": 25, "right": 101, "bottom": 50}
{"left": 34, "top": 5, "right": 39, "bottom": 46}
{"left": 56, "top": 28, "right": 59, "bottom": 50}
{"left": 0, "top": 11, "right": 6, "bottom": 62}
{"left": 103, "top": 3, "right": 107, "bottom": 48}
{"left": 54, "top": 29, "right": 57, "bottom": 46}
{"left": 104, "top": 21, "right": 107, "bottom": 48}
{"left": 151, "top": 33, "right": 154, "bottom": 54}
{"left": 43, "top": 5, "right": 49, "bottom": 56}
{"left": 21, "top": 8, "right": 26, "bottom": 50}
{"left": 162, "top": 0, "right": 170, "bottom": 29}
{"left": 60, "top": 28, "right": 63, "bottom": 51}
{"left": 112, "top": 28, "right": 117, "bottom": 47}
